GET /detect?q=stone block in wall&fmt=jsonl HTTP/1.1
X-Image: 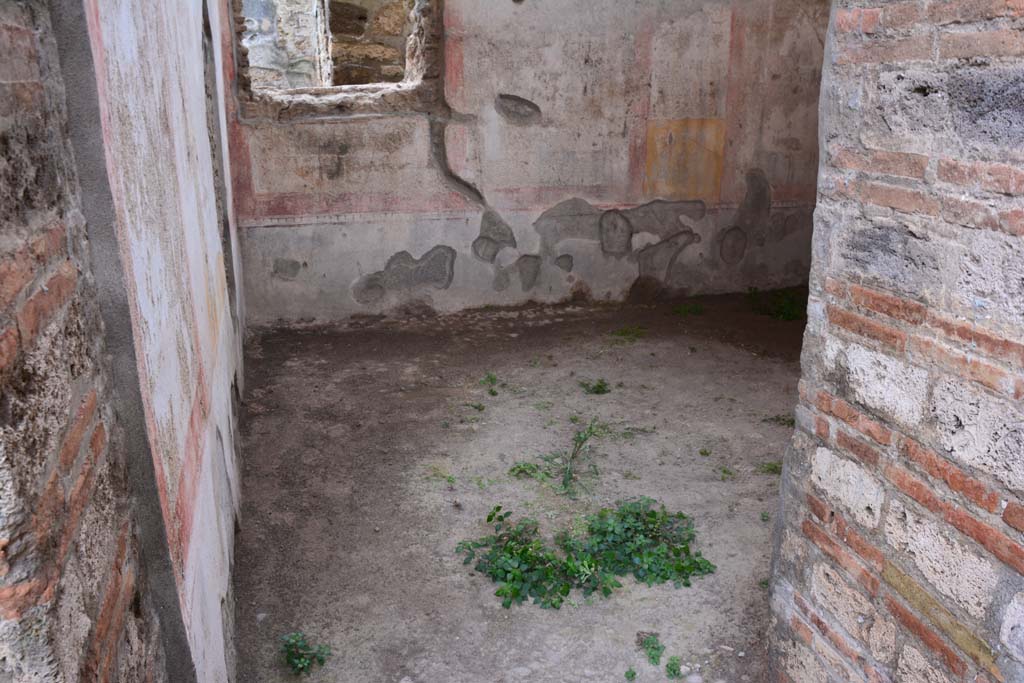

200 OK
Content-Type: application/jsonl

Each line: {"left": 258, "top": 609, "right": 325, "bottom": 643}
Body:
{"left": 811, "top": 446, "right": 884, "bottom": 529}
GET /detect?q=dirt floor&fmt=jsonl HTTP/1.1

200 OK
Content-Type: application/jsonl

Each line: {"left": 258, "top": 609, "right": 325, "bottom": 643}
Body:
{"left": 234, "top": 294, "right": 805, "bottom": 682}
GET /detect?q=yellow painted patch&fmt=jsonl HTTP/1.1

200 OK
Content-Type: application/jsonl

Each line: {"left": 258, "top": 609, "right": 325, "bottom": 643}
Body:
{"left": 643, "top": 118, "right": 726, "bottom": 202}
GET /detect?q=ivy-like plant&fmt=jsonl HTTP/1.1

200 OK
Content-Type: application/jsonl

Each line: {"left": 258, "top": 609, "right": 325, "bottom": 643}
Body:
{"left": 280, "top": 632, "right": 330, "bottom": 675}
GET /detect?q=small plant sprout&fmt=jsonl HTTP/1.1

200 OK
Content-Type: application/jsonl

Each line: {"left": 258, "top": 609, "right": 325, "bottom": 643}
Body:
{"left": 763, "top": 414, "right": 795, "bottom": 427}
{"left": 757, "top": 461, "right": 783, "bottom": 475}
{"left": 760, "top": 578, "right": 771, "bottom": 590}
{"left": 672, "top": 302, "right": 705, "bottom": 317}
{"left": 666, "top": 655, "right": 684, "bottom": 679}
{"left": 580, "top": 378, "right": 611, "bottom": 395}
{"left": 480, "top": 372, "right": 498, "bottom": 387}
{"left": 533, "top": 400, "right": 553, "bottom": 411}
{"left": 761, "top": 511, "right": 771, "bottom": 522}
{"left": 465, "top": 402, "right": 485, "bottom": 411}
{"left": 719, "top": 466, "right": 736, "bottom": 481}
{"left": 699, "top": 448, "right": 711, "bottom": 457}
{"left": 609, "top": 325, "right": 647, "bottom": 344}
{"left": 640, "top": 633, "right": 665, "bottom": 665}
{"left": 624, "top": 667, "right": 637, "bottom": 681}
{"left": 280, "top": 632, "right": 330, "bottom": 675}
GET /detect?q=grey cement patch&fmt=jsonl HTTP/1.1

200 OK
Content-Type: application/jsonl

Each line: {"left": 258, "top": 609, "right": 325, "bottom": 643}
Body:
{"left": 620, "top": 200, "right": 707, "bottom": 238}
{"left": 353, "top": 245, "right": 457, "bottom": 303}
{"left": 236, "top": 297, "right": 804, "bottom": 682}
{"left": 720, "top": 227, "right": 748, "bottom": 265}
{"left": 472, "top": 210, "right": 517, "bottom": 263}
{"left": 272, "top": 257, "right": 303, "bottom": 280}
{"left": 515, "top": 254, "right": 542, "bottom": 291}
{"left": 555, "top": 254, "right": 574, "bottom": 272}
{"left": 637, "top": 231, "right": 700, "bottom": 280}
{"left": 495, "top": 93, "right": 542, "bottom": 125}
{"left": 534, "top": 198, "right": 603, "bottom": 248}
{"left": 599, "top": 210, "right": 634, "bottom": 256}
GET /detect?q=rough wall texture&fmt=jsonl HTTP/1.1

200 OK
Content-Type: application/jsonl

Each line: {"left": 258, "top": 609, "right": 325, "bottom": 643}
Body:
{"left": 240, "top": 0, "right": 329, "bottom": 89}
{"left": 329, "top": 0, "right": 410, "bottom": 85}
{"left": 0, "top": 2, "right": 167, "bottom": 680}
{"left": 771, "top": 2, "right": 1024, "bottom": 682}
{"left": 229, "top": 0, "right": 830, "bottom": 324}
{"left": 82, "top": 0, "right": 245, "bottom": 680}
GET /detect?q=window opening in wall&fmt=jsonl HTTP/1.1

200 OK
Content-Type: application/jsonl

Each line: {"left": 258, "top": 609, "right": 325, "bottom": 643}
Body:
{"left": 238, "top": 0, "right": 420, "bottom": 92}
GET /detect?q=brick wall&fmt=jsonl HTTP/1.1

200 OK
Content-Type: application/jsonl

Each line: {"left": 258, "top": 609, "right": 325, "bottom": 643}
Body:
{"left": 0, "top": 2, "right": 165, "bottom": 680}
{"left": 771, "top": 2, "right": 1024, "bottom": 682}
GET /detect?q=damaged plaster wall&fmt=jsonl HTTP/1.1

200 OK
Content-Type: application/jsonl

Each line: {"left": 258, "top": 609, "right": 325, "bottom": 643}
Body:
{"left": 771, "top": 1, "right": 1024, "bottom": 682}
{"left": 79, "top": 0, "right": 246, "bottom": 680}
{"left": 230, "top": 0, "right": 830, "bottom": 323}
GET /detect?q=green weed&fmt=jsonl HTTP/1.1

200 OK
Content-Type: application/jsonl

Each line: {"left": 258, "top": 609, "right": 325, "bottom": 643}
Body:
{"left": 624, "top": 667, "right": 637, "bottom": 681}
{"left": 761, "top": 511, "right": 771, "bottom": 522}
{"left": 480, "top": 372, "right": 498, "bottom": 386}
{"left": 427, "top": 465, "right": 456, "bottom": 487}
{"left": 640, "top": 633, "right": 666, "bottom": 665}
{"left": 699, "top": 448, "right": 711, "bottom": 457}
{"left": 757, "top": 461, "right": 783, "bottom": 475}
{"left": 672, "top": 302, "right": 705, "bottom": 317}
{"left": 610, "top": 326, "right": 647, "bottom": 344}
{"left": 666, "top": 655, "right": 683, "bottom": 679}
{"left": 747, "top": 287, "right": 807, "bottom": 321}
{"left": 759, "top": 578, "right": 771, "bottom": 590}
{"left": 534, "top": 400, "right": 553, "bottom": 411}
{"left": 465, "top": 402, "right": 485, "bottom": 411}
{"left": 580, "top": 378, "right": 611, "bottom": 395}
{"left": 280, "top": 632, "right": 329, "bottom": 675}
{"left": 719, "top": 466, "right": 735, "bottom": 481}
{"left": 457, "top": 498, "right": 715, "bottom": 609}
{"left": 763, "top": 414, "right": 795, "bottom": 428}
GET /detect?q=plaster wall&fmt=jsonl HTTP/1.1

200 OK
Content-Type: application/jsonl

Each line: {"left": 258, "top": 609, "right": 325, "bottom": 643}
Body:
{"left": 82, "top": 0, "right": 244, "bottom": 680}
{"left": 231, "top": 0, "right": 830, "bottom": 323}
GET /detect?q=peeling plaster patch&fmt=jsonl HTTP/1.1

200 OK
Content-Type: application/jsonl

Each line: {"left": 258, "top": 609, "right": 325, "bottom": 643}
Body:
{"left": 495, "top": 93, "right": 542, "bottom": 125}
{"left": 737, "top": 168, "right": 772, "bottom": 232}
{"left": 554, "top": 254, "right": 573, "bottom": 272}
{"left": 472, "top": 210, "right": 516, "bottom": 263}
{"left": 352, "top": 245, "right": 456, "bottom": 304}
{"left": 719, "top": 227, "right": 748, "bottom": 265}
{"left": 599, "top": 210, "right": 633, "bottom": 256}
{"left": 637, "top": 230, "right": 700, "bottom": 281}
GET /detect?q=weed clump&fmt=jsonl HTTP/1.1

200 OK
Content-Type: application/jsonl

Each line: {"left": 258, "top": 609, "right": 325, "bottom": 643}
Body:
{"left": 666, "top": 655, "right": 683, "bottom": 679}
{"left": 456, "top": 498, "right": 715, "bottom": 609}
{"left": 747, "top": 287, "right": 807, "bottom": 321}
{"left": 580, "top": 378, "right": 611, "bottom": 395}
{"left": 280, "top": 632, "right": 330, "bottom": 675}
{"left": 508, "top": 419, "right": 600, "bottom": 497}
{"left": 610, "top": 326, "right": 647, "bottom": 344}
{"left": 757, "top": 461, "right": 783, "bottom": 475}
{"left": 639, "top": 633, "right": 665, "bottom": 665}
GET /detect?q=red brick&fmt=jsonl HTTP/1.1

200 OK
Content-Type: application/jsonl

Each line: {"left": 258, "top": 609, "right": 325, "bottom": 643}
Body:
{"left": 32, "top": 470, "right": 65, "bottom": 555}
{"left": 900, "top": 437, "right": 1000, "bottom": 513}
{"left": 81, "top": 525, "right": 131, "bottom": 682}
{"left": 836, "top": 34, "right": 933, "bottom": 64}
{"left": 807, "top": 492, "right": 832, "bottom": 523}
{"left": 16, "top": 260, "right": 78, "bottom": 349}
{"left": 941, "top": 28, "right": 1024, "bottom": 58}
{"left": 941, "top": 195, "right": 1001, "bottom": 231}
{"left": 802, "top": 519, "right": 880, "bottom": 595}
{"left": 824, "top": 277, "right": 849, "bottom": 299}
{"left": 59, "top": 423, "right": 106, "bottom": 563}
{"left": 927, "top": 313, "right": 1024, "bottom": 369}
{"left": 790, "top": 614, "right": 814, "bottom": 645}
{"left": 818, "top": 390, "right": 894, "bottom": 446}
{"left": 848, "top": 283, "right": 926, "bottom": 325}
{"left": 885, "top": 595, "right": 967, "bottom": 677}
{"left": 910, "top": 336, "right": 1018, "bottom": 399}
{"left": 938, "top": 158, "right": 1024, "bottom": 196}
{"left": 885, "top": 464, "right": 1024, "bottom": 575}
{"left": 930, "top": 0, "right": 1024, "bottom": 23}
{"left": 831, "top": 146, "right": 928, "bottom": 179}
{"left": 59, "top": 390, "right": 98, "bottom": 474}
{"left": 815, "top": 415, "right": 831, "bottom": 440}
{"left": 0, "top": 252, "right": 34, "bottom": 309}
{"left": 1003, "top": 502, "right": 1024, "bottom": 533}
{"left": 836, "top": 429, "right": 882, "bottom": 467}
{"left": 883, "top": 2, "right": 927, "bottom": 28}
{"left": 834, "top": 8, "right": 883, "bottom": 33}
{"left": 999, "top": 208, "right": 1024, "bottom": 236}
{"left": 828, "top": 305, "right": 907, "bottom": 351}
{"left": 0, "top": 326, "right": 18, "bottom": 373}
{"left": 849, "top": 179, "right": 941, "bottom": 215}
{"left": 833, "top": 515, "right": 885, "bottom": 571}
{"left": 806, "top": 607, "right": 862, "bottom": 665}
